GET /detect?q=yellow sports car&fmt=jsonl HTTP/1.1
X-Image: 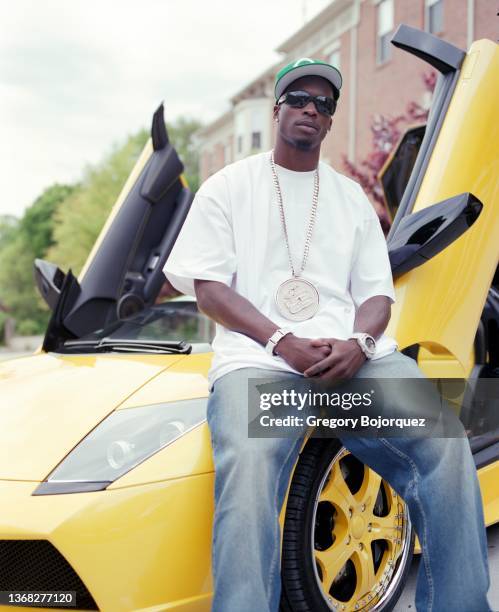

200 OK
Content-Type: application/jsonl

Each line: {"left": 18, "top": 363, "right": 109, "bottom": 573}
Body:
{"left": 0, "top": 25, "right": 498, "bottom": 612}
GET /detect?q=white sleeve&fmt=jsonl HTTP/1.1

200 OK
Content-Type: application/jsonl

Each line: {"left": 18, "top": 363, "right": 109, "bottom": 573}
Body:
{"left": 162, "top": 172, "right": 237, "bottom": 297}
{"left": 349, "top": 186, "right": 395, "bottom": 308}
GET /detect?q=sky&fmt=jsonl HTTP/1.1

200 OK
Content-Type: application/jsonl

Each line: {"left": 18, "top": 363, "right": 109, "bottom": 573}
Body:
{"left": 0, "top": 0, "right": 332, "bottom": 218}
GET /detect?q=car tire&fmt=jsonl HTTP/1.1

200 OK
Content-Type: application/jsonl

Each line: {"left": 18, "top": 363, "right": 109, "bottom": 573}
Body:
{"left": 280, "top": 439, "right": 415, "bottom": 612}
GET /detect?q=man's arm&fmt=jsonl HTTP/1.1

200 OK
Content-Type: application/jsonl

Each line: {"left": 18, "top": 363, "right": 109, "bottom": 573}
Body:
{"left": 303, "top": 295, "right": 392, "bottom": 379}
{"left": 352, "top": 295, "right": 391, "bottom": 340}
{"left": 155, "top": 277, "right": 183, "bottom": 303}
{"left": 194, "top": 279, "right": 331, "bottom": 373}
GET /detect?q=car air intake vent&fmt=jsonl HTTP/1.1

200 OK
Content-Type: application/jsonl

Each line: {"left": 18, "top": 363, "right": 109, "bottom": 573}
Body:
{"left": 0, "top": 540, "right": 98, "bottom": 610}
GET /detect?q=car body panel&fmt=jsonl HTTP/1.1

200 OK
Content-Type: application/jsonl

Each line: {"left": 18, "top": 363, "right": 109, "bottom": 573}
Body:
{"left": 477, "top": 461, "right": 499, "bottom": 527}
{"left": 386, "top": 39, "right": 499, "bottom": 370}
{"left": 117, "top": 353, "right": 211, "bottom": 409}
{"left": 0, "top": 352, "right": 184, "bottom": 480}
{"left": 77, "top": 120, "right": 189, "bottom": 294}
{"left": 416, "top": 345, "right": 475, "bottom": 378}
{"left": 0, "top": 475, "right": 213, "bottom": 612}
{"left": 77, "top": 139, "right": 154, "bottom": 284}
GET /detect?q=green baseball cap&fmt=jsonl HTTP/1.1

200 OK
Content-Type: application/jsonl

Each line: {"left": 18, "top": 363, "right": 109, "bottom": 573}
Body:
{"left": 274, "top": 57, "right": 342, "bottom": 101}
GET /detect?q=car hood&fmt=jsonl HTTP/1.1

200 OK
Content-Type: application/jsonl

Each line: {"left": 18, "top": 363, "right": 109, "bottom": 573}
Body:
{"left": 0, "top": 351, "right": 185, "bottom": 480}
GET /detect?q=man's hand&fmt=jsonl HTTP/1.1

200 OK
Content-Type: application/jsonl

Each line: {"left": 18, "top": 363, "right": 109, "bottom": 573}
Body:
{"left": 298, "top": 296, "right": 391, "bottom": 382}
{"left": 302, "top": 338, "right": 366, "bottom": 382}
{"left": 274, "top": 334, "right": 333, "bottom": 373}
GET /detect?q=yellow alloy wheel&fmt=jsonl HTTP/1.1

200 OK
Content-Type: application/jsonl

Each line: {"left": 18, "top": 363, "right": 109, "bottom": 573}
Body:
{"left": 281, "top": 440, "right": 414, "bottom": 612}
{"left": 312, "top": 448, "right": 412, "bottom": 611}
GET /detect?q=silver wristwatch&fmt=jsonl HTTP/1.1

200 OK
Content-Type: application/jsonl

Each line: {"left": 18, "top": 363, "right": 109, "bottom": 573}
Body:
{"left": 349, "top": 333, "right": 376, "bottom": 359}
{"left": 265, "top": 328, "right": 292, "bottom": 356}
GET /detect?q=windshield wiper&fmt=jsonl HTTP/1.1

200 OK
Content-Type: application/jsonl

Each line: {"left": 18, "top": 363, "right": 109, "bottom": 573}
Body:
{"left": 59, "top": 338, "right": 192, "bottom": 354}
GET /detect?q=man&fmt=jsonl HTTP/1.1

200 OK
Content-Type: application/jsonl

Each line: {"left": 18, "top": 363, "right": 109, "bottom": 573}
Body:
{"left": 163, "top": 59, "right": 491, "bottom": 612}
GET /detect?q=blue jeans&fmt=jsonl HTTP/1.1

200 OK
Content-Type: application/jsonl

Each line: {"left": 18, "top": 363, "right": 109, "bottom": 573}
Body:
{"left": 206, "top": 351, "right": 492, "bottom": 612}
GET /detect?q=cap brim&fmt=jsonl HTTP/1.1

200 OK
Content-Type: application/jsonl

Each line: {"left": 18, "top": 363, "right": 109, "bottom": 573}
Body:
{"left": 275, "top": 64, "right": 342, "bottom": 101}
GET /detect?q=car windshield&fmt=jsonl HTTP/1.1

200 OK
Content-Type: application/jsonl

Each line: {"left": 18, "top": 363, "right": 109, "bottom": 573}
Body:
{"left": 71, "top": 300, "right": 216, "bottom": 345}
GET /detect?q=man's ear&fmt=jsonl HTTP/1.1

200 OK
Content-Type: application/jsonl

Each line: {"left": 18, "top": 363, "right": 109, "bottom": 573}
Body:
{"left": 273, "top": 104, "right": 280, "bottom": 122}
{"left": 328, "top": 117, "right": 333, "bottom": 132}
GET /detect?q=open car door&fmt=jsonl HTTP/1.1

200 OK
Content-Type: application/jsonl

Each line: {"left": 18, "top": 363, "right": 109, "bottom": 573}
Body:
{"left": 34, "top": 104, "right": 193, "bottom": 352}
{"left": 379, "top": 25, "right": 499, "bottom": 377}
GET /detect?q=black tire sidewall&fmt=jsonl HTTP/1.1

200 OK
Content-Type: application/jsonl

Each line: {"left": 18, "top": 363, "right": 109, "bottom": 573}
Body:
{"left": 280, "top": 438, "right": 415, "bottom": 612}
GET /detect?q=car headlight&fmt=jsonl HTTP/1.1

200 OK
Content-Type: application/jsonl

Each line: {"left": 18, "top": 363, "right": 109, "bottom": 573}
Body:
{"left": 33, "top": 398, "right": 207, "bottom": 495}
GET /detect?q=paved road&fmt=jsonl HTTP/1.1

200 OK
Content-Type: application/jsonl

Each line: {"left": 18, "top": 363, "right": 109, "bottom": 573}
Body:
{"left": 394, "top": 521, "right": 499, "bottom": 610}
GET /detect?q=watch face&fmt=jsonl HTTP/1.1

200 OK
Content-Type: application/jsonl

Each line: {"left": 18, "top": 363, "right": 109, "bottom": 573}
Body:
{"left": 365, "top": 337, "right": 376, "bottom": 351}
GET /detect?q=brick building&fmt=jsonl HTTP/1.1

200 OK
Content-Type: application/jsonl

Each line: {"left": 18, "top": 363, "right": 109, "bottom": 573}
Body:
{"left": 197, "top": 0, "right": 497, "bottom": 182}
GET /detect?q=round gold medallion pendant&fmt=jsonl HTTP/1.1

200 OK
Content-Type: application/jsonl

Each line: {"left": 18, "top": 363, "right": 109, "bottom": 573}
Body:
{"left": 275, "top": 277, "right": 319, "bottom": 321}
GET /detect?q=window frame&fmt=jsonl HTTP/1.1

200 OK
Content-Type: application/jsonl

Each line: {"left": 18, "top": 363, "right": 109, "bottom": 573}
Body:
{"left": 376, "top": 0, "right": 394, "bottom": 66}
{"left": 326, "top": 40, "right": 341, "bottom": 72}
{"left": 424, "top": 0, "right": 444, "bottom": 35}
{"left": 251, "top": 131, "right": 261, "bottom": 150}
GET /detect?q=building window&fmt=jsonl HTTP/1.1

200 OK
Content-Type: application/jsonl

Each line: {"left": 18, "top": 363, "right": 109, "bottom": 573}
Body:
{"left": 377, "top": 0, "right": 394, "bottom": 65}
{"left": 251, "top": 132, "right": 261, "bottom": 150}
{"left": 425, "top": 0, "right": 443, "bottom": 34}
{"left": 237, "top": 135, "right": 243, "bottom": 154}
{"left": 329, "top": 48, "right": 341, "bottom": 72}
{"left": 250, "top": 108, "right": 264, "bottom": 153}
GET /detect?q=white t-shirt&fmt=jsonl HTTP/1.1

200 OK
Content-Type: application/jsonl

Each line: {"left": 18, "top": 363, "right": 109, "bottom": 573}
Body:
{"left": 163, "top": 150, "right": 397, "bottom": 390}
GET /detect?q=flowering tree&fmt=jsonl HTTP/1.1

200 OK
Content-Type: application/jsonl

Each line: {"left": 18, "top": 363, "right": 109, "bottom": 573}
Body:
{"left": 343, "top": 71, "right": 436, "bottom": 232}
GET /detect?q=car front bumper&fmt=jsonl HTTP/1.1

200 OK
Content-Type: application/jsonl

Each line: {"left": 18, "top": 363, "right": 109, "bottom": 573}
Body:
{"left": 0, "top": 474, "right": 214, "bottom": 611}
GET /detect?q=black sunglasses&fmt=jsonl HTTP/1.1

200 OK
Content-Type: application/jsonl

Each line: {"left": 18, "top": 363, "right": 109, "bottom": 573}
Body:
{"left": 277, "top": 90, "right": 336, "bottom": 116}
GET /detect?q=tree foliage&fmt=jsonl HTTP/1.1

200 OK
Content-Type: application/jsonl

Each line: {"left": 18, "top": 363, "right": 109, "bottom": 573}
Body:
{"left": 167, "top": 117, "right": 203, "bottom": 193}
{"left": 0, "top": 215, "right": 19, "bottom": 249}
{"left": 0, "top": 185, "right": 76, "bottom": 336}
{"left": 46, "top": 129, "right": 149, "bottom": 275}
{"left": 20, "top": 184, "right": 77, "bottom": 258}
{"left": 0, "top": 233, "right": 47, "bottom": 332}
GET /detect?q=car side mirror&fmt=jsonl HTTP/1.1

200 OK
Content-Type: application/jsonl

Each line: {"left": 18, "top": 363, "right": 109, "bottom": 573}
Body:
{"left": 34, "top": 259, "right": 66, "bottom": 311}
{"left": 387, "top": 192, "right": 482, "bottom": 278}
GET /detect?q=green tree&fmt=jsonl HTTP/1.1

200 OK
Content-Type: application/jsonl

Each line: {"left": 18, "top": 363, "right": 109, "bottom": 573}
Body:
{"left": 0, "top": 214, "right": 19, "bottom": 249}
{"left": 167, "top": 117, "right": 203, "bottom": 193}
{"left": 0, "top": 215, "right": 18, "bottom": 342}
{"left": 0, "top": 232, "right": 48, "bottom": 333}
{"left": 46, "top": 129, "right": 149, "bottom": 275}
{"left": 0, "top": 185, "right": 76, "bottom": 336}
{"left": 20, "top": 184, "right": 77, "bottom": 257}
